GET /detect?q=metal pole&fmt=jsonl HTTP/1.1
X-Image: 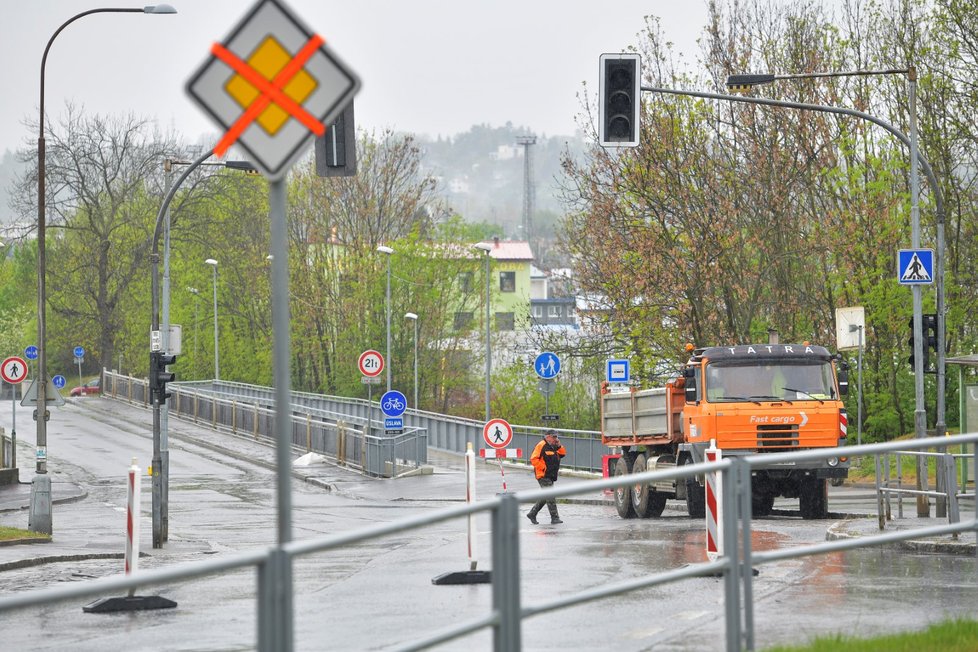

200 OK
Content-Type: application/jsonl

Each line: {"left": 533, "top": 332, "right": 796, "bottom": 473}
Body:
{"left": 385, "top": 255, "right": 392, "bottom": 393}
{"left": 212, "top": 263, "right": 220, "bottom": 381}
{"left": 268, "top": 178, "right": 294, "bottom": 647}
{"left": 858, "top": 325, "right": 863, "bottom": 447}
{"left": 908, "top": 70, "right": 930, "bottom": 517}
{"left": 484, "top": 250, "right": 491, "bottom": 423}
{"left": 413, "top": 318, "right": 418, "bottom": 410}
{"left": 160, "top": 160, "right": 173, "bottom": 542}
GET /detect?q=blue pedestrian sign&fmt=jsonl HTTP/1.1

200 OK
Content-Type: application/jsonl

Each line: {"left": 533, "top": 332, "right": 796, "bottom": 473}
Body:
{"left": 898, "top": 249, "right": 934, "bottom": 285}
{"left": 380, "top": 390, "right": 407, "bottom": 418}
{"left": 534, "top": 352, "right": 561, "bottom": 379}
{"left": 25, "top": 345, "right": 39, "bottom": 360}
{"left": 607, "top": 359, "right": 630, "bottom": 383}
{"left": 52, "top": 375, "right": 67, "bottom": 389}
{"left": 74, "top": 346, "right": 85, "bottom": 358}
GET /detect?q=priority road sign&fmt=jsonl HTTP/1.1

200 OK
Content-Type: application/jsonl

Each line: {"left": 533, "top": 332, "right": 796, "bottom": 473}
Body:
{"left": 483, "top": 418, "right": 513, "bottom": 449}
{"left": 185, "top": 0, "right": 361, "bottom": 181}
{"left": 1, "top": 356, "right": 28, "bottom": 384}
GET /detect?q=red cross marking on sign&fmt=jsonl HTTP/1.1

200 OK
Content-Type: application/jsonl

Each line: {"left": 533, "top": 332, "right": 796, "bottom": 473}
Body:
{"left": 211, "top": 34, "right": 326, "bottom": 156}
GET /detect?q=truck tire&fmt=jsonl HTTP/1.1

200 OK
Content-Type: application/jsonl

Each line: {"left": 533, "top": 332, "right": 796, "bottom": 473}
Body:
{"left": 752, "top": 493, "right": 775, "bottom": 518}
{"left": 614, "top": 455, "right": 636, "bottom": 519}
{"left": 680, "top": 454, "right": 705, "bottom": 518}
{"left": 630, "top": 453, "right": 666, "bottom": 518}
{"left": 799, "top": 477, "right": 828, "bottom": 520}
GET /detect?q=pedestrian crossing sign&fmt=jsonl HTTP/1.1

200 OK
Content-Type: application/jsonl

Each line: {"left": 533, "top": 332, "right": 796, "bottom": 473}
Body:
{"left": 897, "top": 249, "right": 934, "bottom": 285}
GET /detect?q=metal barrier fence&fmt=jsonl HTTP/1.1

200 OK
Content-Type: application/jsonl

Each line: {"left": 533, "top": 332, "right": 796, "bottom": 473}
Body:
{"left": 876, "top": 446, "right": 976, "bottom": 526}
{"left": 1, "top": 433, "right": 975, "bottom": 651}
{"left": 102, "top": 371, "right": 427, "bottom": 477}
{"left": 145, "top": 376, "right": 606, "bottom": 472}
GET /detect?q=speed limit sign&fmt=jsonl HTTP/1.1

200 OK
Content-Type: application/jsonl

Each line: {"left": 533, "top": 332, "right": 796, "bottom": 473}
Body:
{"left": 358, "top": 349, "right": 384, "bottom": 378}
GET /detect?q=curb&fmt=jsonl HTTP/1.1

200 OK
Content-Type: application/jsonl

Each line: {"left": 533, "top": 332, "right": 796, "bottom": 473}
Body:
{"left": 826, "top": 516, "right": 977, "bottom": 555}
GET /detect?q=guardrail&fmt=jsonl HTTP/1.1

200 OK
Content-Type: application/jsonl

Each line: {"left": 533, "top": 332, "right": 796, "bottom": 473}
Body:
{"left": 101, "top": 370, "right": 427, "bottom": 477}
{"left": 1, "top": 433, "right": 975, "bottom": 650}
{"left": 875, "top": 446, "right": 976, "bottom": 527}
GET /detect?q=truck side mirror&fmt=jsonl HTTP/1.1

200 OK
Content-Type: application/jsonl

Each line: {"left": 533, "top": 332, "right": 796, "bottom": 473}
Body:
{"left": 837, "top": 363, "right": 849, "bottom": 397}
{"left": 683, "top": 366, "right": 697, "bottom": 402}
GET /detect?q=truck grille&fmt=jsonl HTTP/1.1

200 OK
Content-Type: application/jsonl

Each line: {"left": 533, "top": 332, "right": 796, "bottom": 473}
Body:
{"left": 756, "top": 424, "right": 799, "bottom": 448}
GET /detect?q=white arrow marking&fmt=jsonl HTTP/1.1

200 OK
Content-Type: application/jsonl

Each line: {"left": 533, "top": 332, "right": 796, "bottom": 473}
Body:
{"left": 799, "top": 411, "right": 809, "bottom": 427}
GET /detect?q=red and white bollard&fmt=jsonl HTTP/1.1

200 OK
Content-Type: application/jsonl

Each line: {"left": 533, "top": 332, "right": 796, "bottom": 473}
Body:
{"left": 705, "top": 440, "right": 723, "bottom": 562}
{"left": 126, "top": 457, "right": 141, "bottom": 576}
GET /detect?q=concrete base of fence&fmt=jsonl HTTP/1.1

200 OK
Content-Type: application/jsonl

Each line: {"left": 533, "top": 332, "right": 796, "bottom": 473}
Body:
{"left": 83, "top": 595, "right": 177, "bottom": 613}
{"left": 431, "top": 570, "right": 491, "bottom": 585}
{"left": 386, "top": 462, "right": 434, "bottom": 478}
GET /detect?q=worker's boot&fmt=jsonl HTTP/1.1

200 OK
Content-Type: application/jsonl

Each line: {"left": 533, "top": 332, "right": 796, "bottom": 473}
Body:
{"left": 526, "top": 510, "right": 539, "bottom": 525}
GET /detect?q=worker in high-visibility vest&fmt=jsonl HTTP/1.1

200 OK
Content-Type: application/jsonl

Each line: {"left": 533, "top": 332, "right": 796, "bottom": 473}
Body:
{"left": 526, "top": 430, "right": 566, "bottom": 525}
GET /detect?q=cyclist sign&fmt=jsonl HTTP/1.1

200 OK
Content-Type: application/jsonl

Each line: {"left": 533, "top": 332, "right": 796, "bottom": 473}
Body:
{"left": 381, "top": 390, "right": 407, "bottom": 432}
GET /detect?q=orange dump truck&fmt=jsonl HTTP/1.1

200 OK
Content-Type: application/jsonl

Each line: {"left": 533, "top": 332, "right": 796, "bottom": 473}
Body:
{"left": 602, "top": 344, "right": 849, "bottom": 520}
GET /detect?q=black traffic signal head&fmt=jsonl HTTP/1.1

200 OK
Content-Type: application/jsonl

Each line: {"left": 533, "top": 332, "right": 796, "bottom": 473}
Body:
{"left": 150, "top": 351, "right": 177, "bottom": 405}
{"left": 599, "top": 53, "right": 641, "bottom": 147}
{"left": 315, "top": 100, "right": 357, "bottom": 177}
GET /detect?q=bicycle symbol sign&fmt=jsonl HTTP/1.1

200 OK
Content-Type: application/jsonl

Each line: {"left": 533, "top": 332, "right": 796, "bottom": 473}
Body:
{"left": 380, "top": 390, "right": 407, "bottom": 418}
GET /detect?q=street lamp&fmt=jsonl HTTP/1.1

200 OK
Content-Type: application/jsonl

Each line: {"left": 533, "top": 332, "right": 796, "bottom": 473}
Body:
{"left": 473, "top": 242, "right": 493, "bottom": 422}
{"left": 405, "top": 312, "right": 419, "bottom": 409}
{"left": 32, "top": 3, "right": 177, "bottom": 535}
{"left": 377, "top": 245, "right": 394, "bottom": 392}
{"left": 725, "top": 67, "right": 946, "bottom": 515}
{"left": 187, "top": 287, "right": 201, "bottom": 373}
{"left": 204, "top": 258, "right": 219, "bottom": 381}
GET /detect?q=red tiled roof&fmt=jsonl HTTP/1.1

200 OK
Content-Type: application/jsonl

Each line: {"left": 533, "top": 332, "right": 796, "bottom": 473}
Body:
{"left": 475, "top": 240, "right": 534, "bottom": 261}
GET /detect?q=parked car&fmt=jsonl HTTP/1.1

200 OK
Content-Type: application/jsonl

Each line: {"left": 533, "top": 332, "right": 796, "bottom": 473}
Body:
{"left": 70, "top": 378, "right": 101, "bottom": 397}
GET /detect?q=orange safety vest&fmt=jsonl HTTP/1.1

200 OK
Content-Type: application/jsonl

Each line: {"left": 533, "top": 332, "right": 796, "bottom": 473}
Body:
{"left": 530, "top": 439, "right": 566, "bottom": 480}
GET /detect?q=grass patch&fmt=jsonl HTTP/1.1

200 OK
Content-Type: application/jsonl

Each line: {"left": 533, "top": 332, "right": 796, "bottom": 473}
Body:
{"left": 763, "top": 618, "right": 978, "bottom": 651}
{"left": 0, "top": 525, "right": 51, "bottom": 542}
{"left": 847, "top": 435, "right": 973, "bottom": 485}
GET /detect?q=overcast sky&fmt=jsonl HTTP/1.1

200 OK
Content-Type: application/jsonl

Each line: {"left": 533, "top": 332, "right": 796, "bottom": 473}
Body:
{"left": 2, "top": 1, "right": 709, "bottom": 155}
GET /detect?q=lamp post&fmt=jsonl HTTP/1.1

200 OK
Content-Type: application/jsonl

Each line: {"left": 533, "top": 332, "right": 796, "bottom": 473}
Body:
{"left": 32, "top": 3, "right": 177, "bottom": 535}
{"left": 725, "top": 67, "right": 945, "bottom": 516}
{"left": 473, "top": 242, "right": 493, "bottom": 423}
{"left": 187, "top": 287, "right": 200, "bottom": 373}
{"left": 405, "top": 312, "right": 418, "bottom": 409}
{"left": 377, "top": 245, "right": 394, "bottom": 392}
{"left": 204, "top": 258, "right": 219, "bottom": 381}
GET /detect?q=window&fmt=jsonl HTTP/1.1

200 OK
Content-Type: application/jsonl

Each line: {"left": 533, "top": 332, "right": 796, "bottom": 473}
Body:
{"left": 548, "top": 305, "right": 561, "bottom": 318}
{"left": 495, "top": 312, "right": 515, "bottom": 331}
{"left": 453, "top": 312, "right": 474, "bottom": 331}
{"left": 458, "top": 272, "right": 473, "bottom": 293}
{"left": 532, "top": 305, "right": 544, "bottom": 319}
{"left": 499, "top": 271, "right": 516, "bottom": 293}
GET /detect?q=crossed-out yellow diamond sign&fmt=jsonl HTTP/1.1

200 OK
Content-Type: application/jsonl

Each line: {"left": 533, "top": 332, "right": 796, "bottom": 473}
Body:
{"left": 186, "top": 0, "right": 361, "bottom": 180}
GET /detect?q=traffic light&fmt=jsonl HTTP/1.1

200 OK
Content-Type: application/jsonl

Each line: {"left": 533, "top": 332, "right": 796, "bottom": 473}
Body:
{"left": 150, "top": 351, "right": 177, "bottom": 405}
{"left": 599, "top": 53, "right": 641, "bottom": 147}
{"left": 315, "top": 100, "right": 357, "bottom": 177}
{"left": 907, "top": 316, "right": 932, "bottom": 374}
{"left": 923, "top": 312, "right": 938, "bottom": 374}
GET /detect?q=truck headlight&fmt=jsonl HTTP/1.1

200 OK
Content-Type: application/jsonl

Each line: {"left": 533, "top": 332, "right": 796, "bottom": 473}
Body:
{"left": 827, "top": 457, "right": 839, "bottom": 467}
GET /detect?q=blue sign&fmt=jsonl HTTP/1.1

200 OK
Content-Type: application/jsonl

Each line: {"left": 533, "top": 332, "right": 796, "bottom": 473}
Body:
{"left": 384, "top": 417, "right": 403, "bottom": 430}
{"left": 534, "top": 352, "right": 561, "bottom": 379}
{"left": 52, "top": 375, "right": 67, "bottom": 389}
{"left": 898, "top": 249, "right": 934, "bottom": 285}
{"left": 74, "top": 346, "right": 85, "bottom": 358}
{"left": 25, "top": 345, "right": 39, "bottom": 360}
{"left": 607, "top": 359, "right": 630, "bottom": 383}
{"left": 380, "top": 390, "right": 407, "bottom": 417}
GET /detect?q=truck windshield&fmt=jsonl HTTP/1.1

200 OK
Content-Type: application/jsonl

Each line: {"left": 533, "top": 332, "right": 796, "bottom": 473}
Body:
{"left": 705, "top": 361, "right": 836, "bottom": 402}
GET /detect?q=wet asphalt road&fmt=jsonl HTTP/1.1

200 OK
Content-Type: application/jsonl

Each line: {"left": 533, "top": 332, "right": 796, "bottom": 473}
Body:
{"left": 0, "top": 397, "right": 975, "bottom": 651}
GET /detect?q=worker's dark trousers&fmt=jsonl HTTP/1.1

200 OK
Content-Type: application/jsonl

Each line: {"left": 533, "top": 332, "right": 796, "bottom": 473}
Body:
{"left": 527, "top": 478, "right": 559, "bottom": 519}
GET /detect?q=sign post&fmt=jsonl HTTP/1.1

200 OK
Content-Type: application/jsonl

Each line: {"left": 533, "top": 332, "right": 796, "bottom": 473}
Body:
{"left": 1, "top": 356, "right": 28, "bottom": 470}
{"left": 184, "top": 0, "right": 362, "bottom": 638}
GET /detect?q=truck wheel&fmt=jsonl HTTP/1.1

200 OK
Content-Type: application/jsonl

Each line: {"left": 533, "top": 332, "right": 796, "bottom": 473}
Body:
{"left": 799, "top": 477, "right": 828, "bottom": 520}
{"left": 631, "top": 453, "right": 664, "bottom": 518}
{"left": 614, "top": 455, "right": 636, "bottom": 519}
{"left": 752, "top": 494, "right": 775, "bottom": 518}
{"left": 679, "top": 454, "right": 705, "bottom": 518}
